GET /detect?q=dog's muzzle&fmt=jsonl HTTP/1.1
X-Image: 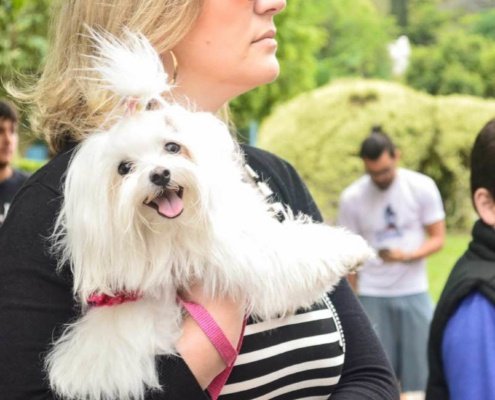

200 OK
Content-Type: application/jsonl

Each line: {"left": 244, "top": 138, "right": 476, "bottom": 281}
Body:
{"left": 144, "top": 168, "right": 184, "bottom": 219}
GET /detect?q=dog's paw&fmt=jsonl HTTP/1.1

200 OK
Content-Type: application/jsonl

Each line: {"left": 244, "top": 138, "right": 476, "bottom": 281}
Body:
{"left": 330, "top": 227, "right": 375, "bottom": 274}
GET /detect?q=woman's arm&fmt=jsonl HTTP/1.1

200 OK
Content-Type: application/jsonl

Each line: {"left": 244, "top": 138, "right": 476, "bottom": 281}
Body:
{"left": 177, "top": 285, "right": 245, "bottom": 390}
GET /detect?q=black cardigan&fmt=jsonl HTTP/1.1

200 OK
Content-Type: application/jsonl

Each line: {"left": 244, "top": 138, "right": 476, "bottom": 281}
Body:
{"left": 0, "top": 144, "right": 399, "bottom": 400}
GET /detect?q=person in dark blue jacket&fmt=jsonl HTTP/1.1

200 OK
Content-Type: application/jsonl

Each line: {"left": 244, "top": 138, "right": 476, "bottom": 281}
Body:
{"left": 427, "top": 118, "right": 495, "bottom": 400}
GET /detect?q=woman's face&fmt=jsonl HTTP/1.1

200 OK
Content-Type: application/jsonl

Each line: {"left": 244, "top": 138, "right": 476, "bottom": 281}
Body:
{"left": 171, "top": 0, "right": 286, "bottom": 109}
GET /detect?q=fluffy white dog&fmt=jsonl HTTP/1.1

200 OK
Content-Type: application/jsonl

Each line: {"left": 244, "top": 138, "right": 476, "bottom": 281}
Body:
{"left": 47, "top": 31, "right": 373, "bottom": 400}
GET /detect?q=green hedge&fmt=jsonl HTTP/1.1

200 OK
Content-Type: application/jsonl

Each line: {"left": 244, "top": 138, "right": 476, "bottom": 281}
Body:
{"left": 258, "top": 79, "right": 495, "bottom": 229}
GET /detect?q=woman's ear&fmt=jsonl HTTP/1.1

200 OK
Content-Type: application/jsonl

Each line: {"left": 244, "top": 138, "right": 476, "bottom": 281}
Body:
{"left": 474, "top": 188, "right": 495, "bottom": 226}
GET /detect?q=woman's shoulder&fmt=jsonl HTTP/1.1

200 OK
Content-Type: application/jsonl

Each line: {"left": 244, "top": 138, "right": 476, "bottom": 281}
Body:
{"left": 241, "top": 144, "right": 291, "bottom": 176}
{"left": 23, "top": 147, "right": 75, "bottom": 195}
{"left": 241, "top": 144, "right": 321, "bottom": 221}
{"left": 0, "top": 147, "right": 75, "bottom": 245}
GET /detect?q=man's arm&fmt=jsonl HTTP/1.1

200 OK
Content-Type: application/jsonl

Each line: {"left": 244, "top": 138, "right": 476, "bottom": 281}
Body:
{"left": 381, "top": 220, "right": 445, "bottom": 263}
{"left": 408, "top": 220, "right": 445, "bottom": 260}
{"left": 346, "top": 273, "right": 358, "bottom": 292}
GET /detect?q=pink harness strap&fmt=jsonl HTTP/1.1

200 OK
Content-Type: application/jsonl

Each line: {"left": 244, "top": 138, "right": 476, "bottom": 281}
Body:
{"left": 179, "top": 298, "right": 246, "bottom": 400}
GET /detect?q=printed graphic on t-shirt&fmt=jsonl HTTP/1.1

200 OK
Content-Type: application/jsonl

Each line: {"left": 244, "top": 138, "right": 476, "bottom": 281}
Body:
{"left": 375, "top": 204, "right": 403, "bottom": 242}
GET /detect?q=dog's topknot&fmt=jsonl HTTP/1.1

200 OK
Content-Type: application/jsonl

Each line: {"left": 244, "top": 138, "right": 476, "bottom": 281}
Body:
{"left": 87, "top": 28, "right": 170, "bottom": 108}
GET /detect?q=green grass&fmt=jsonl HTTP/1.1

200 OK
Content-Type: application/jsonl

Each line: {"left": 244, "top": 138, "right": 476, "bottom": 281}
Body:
{"left": 427, "top": 233, "right": 471, "bottom": 303}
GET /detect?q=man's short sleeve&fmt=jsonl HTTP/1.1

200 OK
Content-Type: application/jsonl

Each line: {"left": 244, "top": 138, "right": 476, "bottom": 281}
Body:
{"left": 338, "top": 191, "right": 360, "bottom": 234}
{"left": 416, "top": 176, "right": 445, "bottom": 226}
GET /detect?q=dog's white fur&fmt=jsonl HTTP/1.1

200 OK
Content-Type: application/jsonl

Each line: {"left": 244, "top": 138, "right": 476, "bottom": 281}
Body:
{"left": 47, "top": 31, "right": 374, "bottom": 400}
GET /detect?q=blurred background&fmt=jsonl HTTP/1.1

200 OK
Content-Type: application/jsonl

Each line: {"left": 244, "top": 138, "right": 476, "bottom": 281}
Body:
{"left": 2, "top": 0, "right": 495, "bottom": 301}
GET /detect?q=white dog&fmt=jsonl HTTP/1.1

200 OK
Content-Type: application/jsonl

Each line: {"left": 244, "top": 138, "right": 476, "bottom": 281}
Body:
{"left": 47, "top": 31, "right": 373, "bottom": 400}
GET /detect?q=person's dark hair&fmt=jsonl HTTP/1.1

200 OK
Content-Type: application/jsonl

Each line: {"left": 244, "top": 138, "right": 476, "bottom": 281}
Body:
{"left": 471, "top": 118, "right": 495, "bottom": 198}
{"left": 0, "top": 100, "right": 18, "bottom": 125}
{"left": 359, "top": 125, "right": 396, "bottom": 160}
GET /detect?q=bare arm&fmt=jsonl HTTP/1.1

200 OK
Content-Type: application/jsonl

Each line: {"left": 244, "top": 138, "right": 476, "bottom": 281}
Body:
{"left": 347, "top": 273, "right": 358, "bottom": 292}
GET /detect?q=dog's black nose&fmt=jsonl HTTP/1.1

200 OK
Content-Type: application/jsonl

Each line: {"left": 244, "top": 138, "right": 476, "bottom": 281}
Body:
{"left": 150, "top": 169, "right": 171, "bottom": 187}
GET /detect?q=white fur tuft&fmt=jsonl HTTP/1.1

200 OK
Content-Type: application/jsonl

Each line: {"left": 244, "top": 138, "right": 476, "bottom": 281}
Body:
{"left": 88, "top": 29, "right": 170, "bottom": 102}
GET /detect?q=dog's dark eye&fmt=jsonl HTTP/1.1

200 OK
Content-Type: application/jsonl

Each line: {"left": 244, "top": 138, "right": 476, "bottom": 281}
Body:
{"left": 118, "top": 161, "right": 133, "bottom": 176}
{"left": 165, "top": 142, "right": 181, "bottom": 154}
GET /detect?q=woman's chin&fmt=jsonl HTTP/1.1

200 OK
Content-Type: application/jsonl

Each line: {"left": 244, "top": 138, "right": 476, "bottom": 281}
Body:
{"left": 222, "top": 60, "right": 281, "bottom": 99}
{"left": 263, "top": 64, "right": 281, "bottom": 84}
{"left": 249, "top": 60, "right": 281, "bottom": 87}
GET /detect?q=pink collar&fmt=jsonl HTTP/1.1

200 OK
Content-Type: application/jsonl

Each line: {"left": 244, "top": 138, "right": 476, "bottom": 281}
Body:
{"left": 87, "top": 291, "right": 141, "bottom": 307}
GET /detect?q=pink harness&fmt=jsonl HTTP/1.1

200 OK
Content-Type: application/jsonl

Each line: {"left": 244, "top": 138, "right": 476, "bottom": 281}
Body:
{"left": 87, "top": 292, "right": 245, "bottom": 399}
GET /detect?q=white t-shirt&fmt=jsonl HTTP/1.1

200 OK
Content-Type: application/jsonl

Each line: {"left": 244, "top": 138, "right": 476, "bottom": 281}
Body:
{"left": 338, "top": 168, "right": 445, "bottom": 297}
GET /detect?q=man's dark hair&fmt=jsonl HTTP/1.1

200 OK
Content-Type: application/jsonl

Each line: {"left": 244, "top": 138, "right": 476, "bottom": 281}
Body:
{"left": 359, "top": 125, "right": 396, "bottom": 160}
{"left": 471, "top": 118, "right": 495, "bottom": 198}
{"left": 0, "top": 100, "right": 18, "bottom": 125}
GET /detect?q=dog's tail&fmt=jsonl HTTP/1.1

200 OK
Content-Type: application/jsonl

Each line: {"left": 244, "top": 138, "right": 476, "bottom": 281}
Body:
{"left": 87, "top": 28, "right": 170, "bottom": 109}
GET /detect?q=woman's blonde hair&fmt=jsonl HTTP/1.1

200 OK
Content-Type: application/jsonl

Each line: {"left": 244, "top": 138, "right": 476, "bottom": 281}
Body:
{"left": 16, "top": 0, "right": 202, "bottom": 154}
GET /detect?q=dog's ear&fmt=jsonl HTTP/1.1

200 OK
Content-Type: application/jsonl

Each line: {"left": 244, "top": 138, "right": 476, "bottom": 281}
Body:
{"left": 55, "top": 132, "right": 117, "bottom": 298}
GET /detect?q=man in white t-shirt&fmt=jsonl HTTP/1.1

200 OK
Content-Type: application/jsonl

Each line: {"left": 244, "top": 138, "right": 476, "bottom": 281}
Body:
{"left": 338, "top": 126, "right": 445, "bottom": 393}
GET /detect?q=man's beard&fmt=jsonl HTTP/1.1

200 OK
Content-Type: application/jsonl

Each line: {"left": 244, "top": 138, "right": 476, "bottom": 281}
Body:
{"left": 0, "top": 162, "right": 9, "bottom": 170}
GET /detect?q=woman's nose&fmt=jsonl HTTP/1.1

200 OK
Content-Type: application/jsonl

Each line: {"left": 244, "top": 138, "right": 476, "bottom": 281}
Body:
{"left": 254, "top": 0, "right": 286, "bottom": 16}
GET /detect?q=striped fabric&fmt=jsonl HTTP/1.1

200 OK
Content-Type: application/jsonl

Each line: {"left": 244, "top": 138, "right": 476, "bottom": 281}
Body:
{"left": 218, "top": 295, "right": 345, "bottom": 400}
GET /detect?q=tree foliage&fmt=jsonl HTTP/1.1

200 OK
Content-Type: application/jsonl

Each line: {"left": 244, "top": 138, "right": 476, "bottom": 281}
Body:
{"left": 404, "top": 0, "right": 451, "bottom": 45}
{"left": 470, "top": 8, "right": 495, "bottom": 39}
{"left": 0, "top": 0, "right": 51, "bottom": 97}
{"left": 404, "top": 1, "right": 495, "bottom": 98}
{"left": 315, "top": 0, "right": 393, "bottom": 86}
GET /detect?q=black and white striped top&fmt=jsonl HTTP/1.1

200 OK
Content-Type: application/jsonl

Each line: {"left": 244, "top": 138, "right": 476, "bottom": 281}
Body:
{"left": 217, "top": 162, "right": 346, "bottom": 399}
{"left": 218, "top": 294, "right": 345, "bottom": 400}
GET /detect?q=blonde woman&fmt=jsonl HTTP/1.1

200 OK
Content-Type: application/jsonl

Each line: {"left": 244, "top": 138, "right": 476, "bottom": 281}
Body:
{"left": 0, "top": 1, "right": 399, "bottom": 399}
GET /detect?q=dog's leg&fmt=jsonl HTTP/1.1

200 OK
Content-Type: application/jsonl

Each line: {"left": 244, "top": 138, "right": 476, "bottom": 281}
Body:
{"left": 211, "top": 213, "right": 373, "bottom": 321}
{"left": 47, "top": 297, "right": 181, "bottom": 400}
{"left": 251, "top": 219, "right": 373, "bottom": 319}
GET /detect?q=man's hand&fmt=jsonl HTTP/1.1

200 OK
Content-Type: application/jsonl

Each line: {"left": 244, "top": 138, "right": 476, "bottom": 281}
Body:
{"left": 379, "top": 220, "right": 446, "bottom": 264}
{"left": 379, "top": 248, "right": 411, "bottom": 263}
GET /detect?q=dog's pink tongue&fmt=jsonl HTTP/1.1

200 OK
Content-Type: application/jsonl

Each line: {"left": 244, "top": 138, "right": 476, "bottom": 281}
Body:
{"left": 155, "top": 191, "right": 184, "bottom": 218}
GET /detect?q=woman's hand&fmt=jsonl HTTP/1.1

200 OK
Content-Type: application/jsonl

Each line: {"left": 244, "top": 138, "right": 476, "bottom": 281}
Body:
{"left": 176, "top": 285, "right": 245, "bottom": 389}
